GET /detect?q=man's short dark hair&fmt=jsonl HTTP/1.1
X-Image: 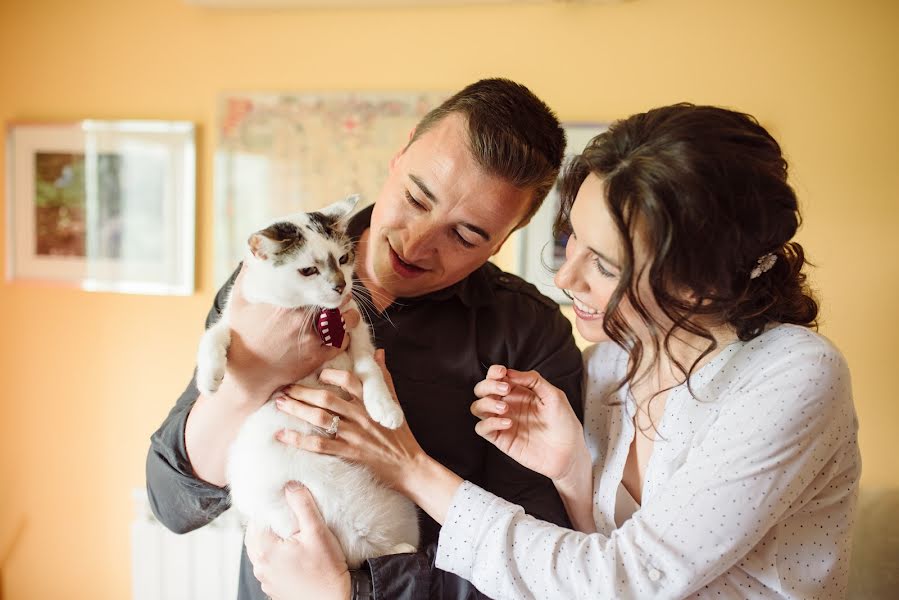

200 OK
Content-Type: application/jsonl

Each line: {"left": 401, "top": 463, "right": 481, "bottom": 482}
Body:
{"left": 408, "top": 78, "right": 566, "bottom": 228}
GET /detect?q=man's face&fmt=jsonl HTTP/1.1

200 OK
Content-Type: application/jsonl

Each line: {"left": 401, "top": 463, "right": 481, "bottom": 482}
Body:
{"left": 365, "top": 113, "right": 534, "bottom": 299}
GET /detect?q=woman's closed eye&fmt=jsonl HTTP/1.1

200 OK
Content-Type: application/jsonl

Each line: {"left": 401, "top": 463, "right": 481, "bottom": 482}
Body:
{"left": 593, "top": 256, "right": 617, "bottom": 279}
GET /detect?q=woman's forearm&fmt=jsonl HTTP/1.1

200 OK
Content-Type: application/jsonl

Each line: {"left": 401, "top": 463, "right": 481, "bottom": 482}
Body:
{"left": 400, "top": 453, "right": 464, "bottom": 525}
{"left": 555, "top": 461, "right": 597, "bottom": 533}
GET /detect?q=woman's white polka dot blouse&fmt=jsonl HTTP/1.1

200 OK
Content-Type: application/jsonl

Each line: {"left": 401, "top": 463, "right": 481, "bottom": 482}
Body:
{"left": 436, "top": 324, "right": 860, "bottom": 599}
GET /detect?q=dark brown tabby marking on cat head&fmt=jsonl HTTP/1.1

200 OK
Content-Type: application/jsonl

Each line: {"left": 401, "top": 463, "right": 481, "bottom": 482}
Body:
{"left": 249, "top": 221, "right": 306, "bottom": 265}
{"left": 306, "top": 211, "right": 339, "bottom": 238}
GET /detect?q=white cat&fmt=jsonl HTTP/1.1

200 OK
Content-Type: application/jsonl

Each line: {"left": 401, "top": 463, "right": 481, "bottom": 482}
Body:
{"left": 195, "top": 195, "right": 419, "bottom": 568}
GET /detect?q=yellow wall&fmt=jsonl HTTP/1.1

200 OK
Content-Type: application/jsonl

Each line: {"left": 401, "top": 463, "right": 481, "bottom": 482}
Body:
{"left": 0, "top": 0, "right": 895, "bottom": 597}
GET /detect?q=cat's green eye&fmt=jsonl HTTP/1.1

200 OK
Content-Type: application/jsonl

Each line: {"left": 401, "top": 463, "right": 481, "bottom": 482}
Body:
{"left": 339, "top": 253, "right": 350, "bottom": 265}
{"left": 300, "top": 267, "right": 319, "bottom": 277}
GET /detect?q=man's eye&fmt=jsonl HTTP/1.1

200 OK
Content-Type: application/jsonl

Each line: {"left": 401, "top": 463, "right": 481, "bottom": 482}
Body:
{"left": 454, "top": 230, "right": 476, "bottom": 249}
{"left": 299, "top": 267, "right": 319, "bottom": 276}
{"left": 404, "top": 191, "right": 425, "bottom": 210}
{"left": 338, "top": 253, "right": 350, "bottom": 265}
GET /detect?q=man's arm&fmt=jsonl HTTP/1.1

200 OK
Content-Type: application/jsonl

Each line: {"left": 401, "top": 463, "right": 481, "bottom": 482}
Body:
{"left": 145, "top": 270, "right": 239, "bottom": 532}
{"left": 147, "top": 265, "right": 353, "bottom": 532}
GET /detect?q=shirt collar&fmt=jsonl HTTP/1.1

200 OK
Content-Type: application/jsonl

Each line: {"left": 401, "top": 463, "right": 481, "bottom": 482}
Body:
{"left": 346, "top": 203, "right": 495, "bottom": 308}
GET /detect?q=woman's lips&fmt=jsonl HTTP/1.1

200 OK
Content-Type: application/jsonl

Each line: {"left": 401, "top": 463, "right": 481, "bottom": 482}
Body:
{"left": 572, "top": 296, "right": 603, "bottom": 321}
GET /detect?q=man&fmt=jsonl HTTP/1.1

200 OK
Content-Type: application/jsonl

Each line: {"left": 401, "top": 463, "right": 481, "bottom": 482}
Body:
{"left": 147, "top": 78, "right": 584, "bottom": 599}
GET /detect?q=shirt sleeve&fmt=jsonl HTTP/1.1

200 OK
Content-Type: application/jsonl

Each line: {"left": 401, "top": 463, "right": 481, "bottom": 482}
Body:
{"left": 435, "top": 342, "right": 856, "bottom": 600}
{"left": 145, "top": 269, "right": 239, "bottom": 534}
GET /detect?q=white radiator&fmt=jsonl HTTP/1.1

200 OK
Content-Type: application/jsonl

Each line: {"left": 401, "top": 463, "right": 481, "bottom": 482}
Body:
{"left": 131, "top": 488, "right": 244, "bottom": 600}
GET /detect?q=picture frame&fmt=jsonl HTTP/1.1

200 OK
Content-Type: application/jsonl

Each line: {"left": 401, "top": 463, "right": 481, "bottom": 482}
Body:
{"left": 5, "top": 120, "right": 196, "bottom": 295}
{"left": 516, "top": 122, "right": 608, "bottom": 304}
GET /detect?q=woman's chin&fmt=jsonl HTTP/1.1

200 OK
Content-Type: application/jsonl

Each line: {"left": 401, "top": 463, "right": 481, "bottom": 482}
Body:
{"left": 575, "top": 316, "right": 609, "bottom": 344}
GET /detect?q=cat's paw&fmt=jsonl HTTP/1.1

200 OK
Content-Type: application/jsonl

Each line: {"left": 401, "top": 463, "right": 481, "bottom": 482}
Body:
{"left": 196, "top": 364, "right": 225, "bottom": 396}
{"left": 365, "top": 395, "right": 405, "bottom": 430}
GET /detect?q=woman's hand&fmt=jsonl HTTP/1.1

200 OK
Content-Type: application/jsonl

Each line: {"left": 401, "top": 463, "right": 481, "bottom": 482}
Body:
{"left": 472, "top": 365, "right": 592, "bottom": 492}
{"left": 274, "top": 350, "right": 465, "bottom": 524}
{"left": 224, "top": 265, "right": 360, "bottom": 402}
{"left": 274, "top": 351, "right": 426, "bottom": 495}
{"left": 244, "top": 482, "right": 350, "bottom": 600}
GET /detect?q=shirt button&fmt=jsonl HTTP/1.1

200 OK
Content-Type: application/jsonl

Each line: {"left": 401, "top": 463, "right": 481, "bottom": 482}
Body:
{"left": 648, "top": 568, "right": 662, "bottom": 582}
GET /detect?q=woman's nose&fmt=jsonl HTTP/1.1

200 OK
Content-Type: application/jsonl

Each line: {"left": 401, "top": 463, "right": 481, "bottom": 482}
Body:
{"left": 554, "top": 239, "right": 586, "bottom": 292}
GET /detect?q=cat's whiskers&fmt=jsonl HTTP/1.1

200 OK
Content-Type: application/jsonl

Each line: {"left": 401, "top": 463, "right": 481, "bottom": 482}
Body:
{"left": 352, "top": 276, "right": 409, "bottom": 308}
{"left": 352, "top": 287, "right": 399, "bottom": 331}
{"left": 293, "top": 305, "right": 318, "bottom": 354}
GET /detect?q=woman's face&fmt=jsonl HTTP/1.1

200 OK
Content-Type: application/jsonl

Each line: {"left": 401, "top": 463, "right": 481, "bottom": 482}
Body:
{"left": 554, "top": 173, "right": 632, "bottom": 343}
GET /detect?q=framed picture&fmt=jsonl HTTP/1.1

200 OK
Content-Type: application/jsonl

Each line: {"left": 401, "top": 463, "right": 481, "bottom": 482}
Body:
{"left": 516, "top": 122, "right": 608, "bottom": 304}
{"left": 214, "top": 92, "right": 446, "bottom": 284}
{"left": 5, "top": 120, "right": 195, "bottom": 295}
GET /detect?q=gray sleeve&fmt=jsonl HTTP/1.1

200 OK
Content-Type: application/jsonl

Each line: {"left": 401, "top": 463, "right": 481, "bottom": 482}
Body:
{"left": 145, "top": 268, "right": 239, "bottom": 533}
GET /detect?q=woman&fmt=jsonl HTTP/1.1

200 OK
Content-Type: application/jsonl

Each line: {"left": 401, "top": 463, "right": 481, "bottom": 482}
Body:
{"left": 270, "top": 104, "right": 860, "bottom": 599}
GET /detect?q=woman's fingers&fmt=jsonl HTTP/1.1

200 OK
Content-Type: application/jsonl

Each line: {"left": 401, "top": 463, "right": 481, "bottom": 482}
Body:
{"left": 473, "top": 377, "right": 511, "bottom": 399}
{"left": 275, "top": 396, "right": 339, "bottom": 431}
{"left": 281, "top": 385, "right": 357, "bottom": 420}
{"left": 470, "top": 396, "right": 508, "bottom": 420}
{"left": 486, "top": 364, "right": 507, "bottom": 381}
{"left": 277, "top": 428, "right": 345, "bottom": 456}
{"left": 474, "top": 416, "right": 513, "bottom": 439}
{"left": 501, "top": 368, "right": 563, "bottom": 405}
{"left": 318, "top": 368, "right": 363, "bottom": 399}
{"left": 276, "top": 424, "right": 365, "bottom": 463}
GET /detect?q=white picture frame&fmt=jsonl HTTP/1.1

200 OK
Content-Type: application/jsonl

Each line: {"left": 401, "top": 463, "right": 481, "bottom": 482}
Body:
{"left": 516, "top": 122, "right": 608, "bottom": 304}
{"left": 5, "top": 120, "right": 196, "bottom": 295}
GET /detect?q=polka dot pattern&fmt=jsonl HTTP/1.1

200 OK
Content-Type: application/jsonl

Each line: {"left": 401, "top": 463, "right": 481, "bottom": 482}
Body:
{"left": 436, "top": 324, "right": 860, "bottom": 599}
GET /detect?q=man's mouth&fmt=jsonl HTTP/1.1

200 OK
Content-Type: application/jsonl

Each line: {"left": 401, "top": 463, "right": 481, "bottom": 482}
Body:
{"left": 388, "top": 245, "right": 427, "bottom": 278}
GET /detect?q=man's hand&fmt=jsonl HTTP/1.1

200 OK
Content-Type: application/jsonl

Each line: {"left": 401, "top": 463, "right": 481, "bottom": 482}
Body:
{"left": 184, "top": 267, "right": 361, "bottom": 487}
{"left": 223, "top": 266, "right": 360, "bottom": 404}
{"left": 245, "top": 483, "right": 351, "bottom": 600}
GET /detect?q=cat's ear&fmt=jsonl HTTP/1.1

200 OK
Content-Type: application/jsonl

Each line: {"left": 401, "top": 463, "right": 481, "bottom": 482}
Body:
{"left": 318, "top": 194, "right": 360, "bottom": 222}
{"left": 248, "top": 222, "right": 304, "bottom": 261}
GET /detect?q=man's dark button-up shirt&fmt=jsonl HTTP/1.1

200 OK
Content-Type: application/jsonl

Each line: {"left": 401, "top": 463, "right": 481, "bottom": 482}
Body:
{"left": 146, "top": 205, "right": 584, "bottom": 599}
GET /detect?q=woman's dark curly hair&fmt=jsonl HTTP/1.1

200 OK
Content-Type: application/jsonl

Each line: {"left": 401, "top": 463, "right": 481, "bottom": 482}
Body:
{"left": 556, "top": 103, "right": 818, "bottom": 394}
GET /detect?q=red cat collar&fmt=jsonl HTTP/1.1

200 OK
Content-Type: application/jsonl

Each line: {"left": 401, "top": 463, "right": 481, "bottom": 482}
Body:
{"left": 315, "top": 307, "right": 346, "bottom": 348}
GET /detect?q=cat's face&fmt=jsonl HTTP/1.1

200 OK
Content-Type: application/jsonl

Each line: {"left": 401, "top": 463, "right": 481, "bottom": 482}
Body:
{"left": 245, "top": 196, "right": 358, "bottom": 309}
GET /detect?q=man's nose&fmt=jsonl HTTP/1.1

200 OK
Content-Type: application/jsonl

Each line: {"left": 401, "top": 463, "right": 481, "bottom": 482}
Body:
{"left": 404, "top": 218, "right": 437, "bottom": 261}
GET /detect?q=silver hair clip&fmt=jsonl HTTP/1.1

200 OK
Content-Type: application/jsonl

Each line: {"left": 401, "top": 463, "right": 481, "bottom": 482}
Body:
{"left": 750, "top": 253, "right": 778, "bottom": 279}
